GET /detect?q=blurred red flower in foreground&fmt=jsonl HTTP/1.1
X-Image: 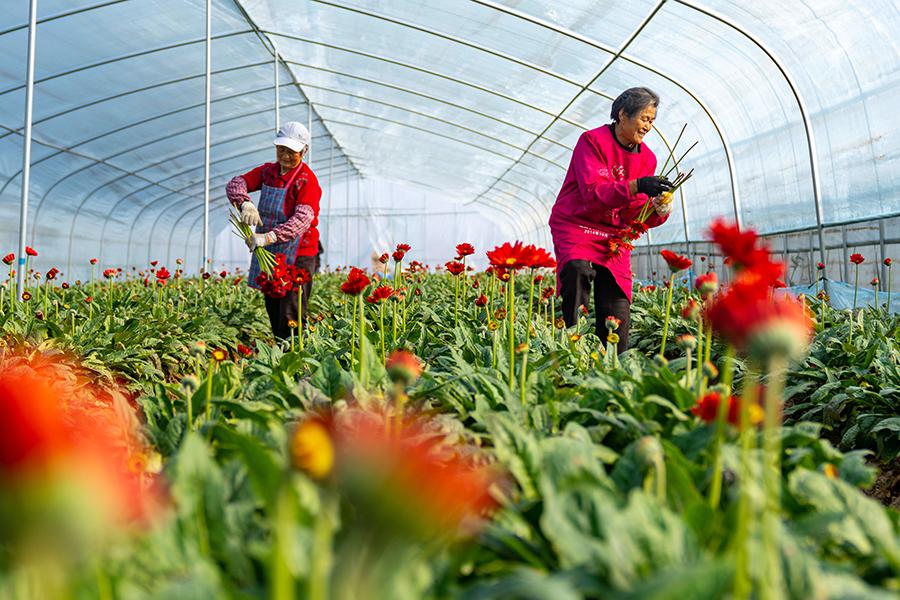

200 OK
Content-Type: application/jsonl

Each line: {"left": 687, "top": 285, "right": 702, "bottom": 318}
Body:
{"left": 0, "top": 351, "right": 165, "bottom": 530}
{"left": 691, "top": 391, "right": 763, "bottom": 428}
{"left": 292, "top": 408, "right": 501, "bottom": 538}
{"left": 705, "top": 221, "right": 813, "bottom": 359}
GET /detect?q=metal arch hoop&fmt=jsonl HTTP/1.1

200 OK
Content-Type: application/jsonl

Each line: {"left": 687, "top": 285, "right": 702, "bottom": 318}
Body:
{"left": 464, "top": 0, "right": 742, "bottom": 227}
{"left": 674, "top": 0, "right": 826, "bottom": 270}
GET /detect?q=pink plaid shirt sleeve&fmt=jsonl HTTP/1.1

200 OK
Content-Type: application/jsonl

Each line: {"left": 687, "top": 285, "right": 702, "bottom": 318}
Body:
{"left": 226, "top": 176, "right": 250, "bottom": 209}
{"left": 271, "top": 205, "right": 314, "bottom": 243}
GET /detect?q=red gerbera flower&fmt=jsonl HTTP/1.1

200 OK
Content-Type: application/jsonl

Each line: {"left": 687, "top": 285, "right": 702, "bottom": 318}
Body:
{"left": 694, "top": 272, "right": 718, "bottom": 296}
{"left": 445, "top": 261, "right": 465, "bottom": 276}
{"left": 707, "top": 219, "right": 772, "bottom": 271}
{"left": 526, "top": 246, "right": 556, "bottom": 269}
{"left": 155, "top": 267, "right": 171, "bottom": 281}
{"left": 2, "top": 253, "right": 13, "bottom": 265}
{"left": 849, "top": 253, "right": 864, "bottom": 265}
{"left": 884, "top": 258, "right": 892, "bottom": 267}
{"left": 660, "top": 249, "right": 692, "bottom": 273}
{"left": 486, "top": 241, "right": 531, "bottom": 270}
{"left": 237, "top": 344, "right": 253, "bottom": 357}
{"left": 816, "top": 262, "right": 825, "bottom": 270}
{"left": 378, "top": 253, "right": 389, "bottom": 264}
{"left": 90, "top": 258, "right": 98, "bottom": 265}
{"left": 367, "top": 285, "right": 394, "bottom": 304}
{"left": 541, "top": 286, "right": 555, "bottom": 300}
{"left": 474, "top": 294, "right": 488, "bottom": 307}
{"left": 103, "top": 268, "right": 116, "bottom": 279}
{"left": 150, "top": 260, "right": 158, "bottom": 267}
{"left": 396, "top": 243, "right": 411, "bottom": 253}
{"left": 392, "top": 249, "right": 406, "bottom": 262}
{"left": 456, "top": 243, "right": 475, "bottom": 257}
{"left": 25, "top": 246, "right": 37, "bottom": 257}
{"left": 341, "top": 268, "right": 371, "bottom": 296}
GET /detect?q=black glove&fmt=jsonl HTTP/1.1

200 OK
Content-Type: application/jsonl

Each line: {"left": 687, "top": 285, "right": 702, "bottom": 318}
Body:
{"left": 635, "top": 176, "right": 674, "bottom": 197}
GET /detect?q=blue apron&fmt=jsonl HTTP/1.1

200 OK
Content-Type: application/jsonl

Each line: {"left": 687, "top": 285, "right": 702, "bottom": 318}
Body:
{"left": 248, "top": 168, "right": 302, "bottom": 290}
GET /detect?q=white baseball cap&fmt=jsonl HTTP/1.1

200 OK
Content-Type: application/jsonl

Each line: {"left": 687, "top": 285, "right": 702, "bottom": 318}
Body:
{"left": 274, "top": 121, "right": 310, "bottom": 153}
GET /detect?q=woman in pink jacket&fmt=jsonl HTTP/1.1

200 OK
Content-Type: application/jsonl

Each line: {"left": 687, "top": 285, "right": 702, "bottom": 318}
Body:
{"left": 550, "top": 87, "right": 674, "bottom": 353}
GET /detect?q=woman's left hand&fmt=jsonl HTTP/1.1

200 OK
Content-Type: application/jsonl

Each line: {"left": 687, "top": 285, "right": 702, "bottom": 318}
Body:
{"left": 652, "top": 193, "right": 673, "bottom": 217}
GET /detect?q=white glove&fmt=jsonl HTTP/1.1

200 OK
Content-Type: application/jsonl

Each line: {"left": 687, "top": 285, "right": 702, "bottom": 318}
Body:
{"left": 246, "top": 231, "right": 276, "bottom": 252}
{"left": 652, "top": 194, "right": 674, "bottom": 217}
{"left": 240, "top": 202, "right": 262, "bottom": 226}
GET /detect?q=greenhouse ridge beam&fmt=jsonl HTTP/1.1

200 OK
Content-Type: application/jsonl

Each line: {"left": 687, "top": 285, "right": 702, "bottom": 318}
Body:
{"left": 466, "top": 0, "right": 669, "bottom": 208}
{"left": 466, "top": 0, "right": 742, "bottom": 226}
{"left": 0, "top": 0, "right": 127, "bottom": 37}
{"left": 230, "top": 0, "right": 361, "bottom": 180}
{"left": 674, "top": 0, "right": 827, "bottom": 276}
{"left": 42, "top": 102, "right": 319, "bottom": 253}
{"left": 0, "top": 60, "right": 274, "bottom": 143}
{"left": 0, "top": 30, "right": 254, "bottom": 97}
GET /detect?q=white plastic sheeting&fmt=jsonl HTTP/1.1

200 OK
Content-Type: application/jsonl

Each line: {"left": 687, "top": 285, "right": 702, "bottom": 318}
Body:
{"left": 1, "top": 0, "right": 898, "bottom": 281}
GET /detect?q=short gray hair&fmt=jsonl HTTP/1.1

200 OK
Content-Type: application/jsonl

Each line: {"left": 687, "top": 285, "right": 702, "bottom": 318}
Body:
{"left": 610, "top": 87, "right": 660, "bottom": 122}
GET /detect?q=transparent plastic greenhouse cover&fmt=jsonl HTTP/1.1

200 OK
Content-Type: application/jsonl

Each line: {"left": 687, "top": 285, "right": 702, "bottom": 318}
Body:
{"left": 1, "top": 0, "right": 898, "bottom": 280}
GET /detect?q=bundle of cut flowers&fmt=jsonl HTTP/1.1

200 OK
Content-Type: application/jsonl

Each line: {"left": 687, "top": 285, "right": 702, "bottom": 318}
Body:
{"left": 254, "top": 254, "right": 309, "bottom": 298}
{"left": 229, "top": 211, "right": 276, "bottom": 274}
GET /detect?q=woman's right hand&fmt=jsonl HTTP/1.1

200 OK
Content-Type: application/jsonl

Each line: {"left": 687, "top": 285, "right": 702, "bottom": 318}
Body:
{"left": 635, "top": 176, "right": 674, "bottom": 197}
{"left": 240, "top": 202, "right": 262, "bottom": 226}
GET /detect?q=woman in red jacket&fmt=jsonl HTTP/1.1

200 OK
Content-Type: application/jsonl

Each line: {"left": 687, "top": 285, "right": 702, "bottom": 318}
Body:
{"left": 226, "top": 121, "right": 322, "bottom": 339}
{"left": 549, "top": 88, "right": 674, "bottom": 353}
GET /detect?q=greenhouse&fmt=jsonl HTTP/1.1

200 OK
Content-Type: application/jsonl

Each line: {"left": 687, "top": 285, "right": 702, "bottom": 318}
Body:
{"left": 1, "top": 1, "right": 898, "bottom": 598}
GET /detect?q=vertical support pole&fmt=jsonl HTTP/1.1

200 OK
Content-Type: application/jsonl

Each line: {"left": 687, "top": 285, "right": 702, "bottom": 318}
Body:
{"left": 327, "top": 139, "right": 333, "bottom": 268}
{"left": 782, "top": 235, "right": 790, "bottom": 286}
{"left": 878, "top": 218, "right": 887, "bottom": 281}
{"left": 201, "top": 0, "right": 212, "bottom": 274}
{"left": 808, "top": 231, "right": 815, "bottom": 285}
{"left": 356, "top": 175, "right": 361, "bottom": 267}
{"left": 842, "top": 225, "right": 849, "bottom": 282}
{"left": 344, "top": 168, "right": 350, "bottom": 267}
{"left": 273, "top": 42, "right": 279, "bottom": 130}
{"left": 307, "top": 103, "right": 313, "bottom": 163}
{"left": 16, "top": 0, "right": 38, "bottom": 295}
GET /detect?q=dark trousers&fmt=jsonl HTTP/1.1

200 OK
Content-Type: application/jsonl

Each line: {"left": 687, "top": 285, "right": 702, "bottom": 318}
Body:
{"left": 559, "top": 260, "right": 630, "bottom": 354}
{"left": 264, "top": 254, "right": 316, "bottom": 340}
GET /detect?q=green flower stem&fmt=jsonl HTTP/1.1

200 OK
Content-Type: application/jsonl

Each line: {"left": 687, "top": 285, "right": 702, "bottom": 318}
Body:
{"left": 732, "top": 370, "right": 760, "bottom": 600}
{"left": 298, "top": 288, "right": 304, "bottom": 351}
{"left": 852, "top": 262, "right": 859, "bottom": 311}
{"left": 685, "top": 347, "right": 693, "bottom": 388}
{"left": 550, "top": 293, "right": 556, "bottom": 330}
{"left": 378, "top": 302, "right": 386, "bottom": 364}
{"left": 708, "top": 346, "right": 736, "bottom": 509}
{"left": 761, "top": 353, "right": 788, "bottom": 600}
{"left": 519, "top": 345, "right": 529, "bottom": 406}
{"left": 508, "top": 271, "right": 516, "bottom": 390}
{"left": 350, "top": 294, "right": 358, "bottom": 369}
{"left": 887, "top": 265, "right": 892, "bottom": 313}
{"left": 204, "top": 358, "right": 214, "bottom": 421}
{"left": 453, "top": 273, "right": 460, "bottom": 328}
{"left": 695, "top": 311, "right": 705, "bottom": 393}
{"left": 392, "top": 298, "right": 398, "bottom": 344}
{"left": 358, "top": 295, "right": 367, "bottom": 386}
{"left": 659, "top": 273, "right": 676, "bottom": 356}
{"left": 307, "top": 490, "right": 336, "bottom": 600}
{"left": 525, "top": 269, "right": 536, "bottom": 344}
{"left": 272, "top": 483, "right": 296, "bottom": 600}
